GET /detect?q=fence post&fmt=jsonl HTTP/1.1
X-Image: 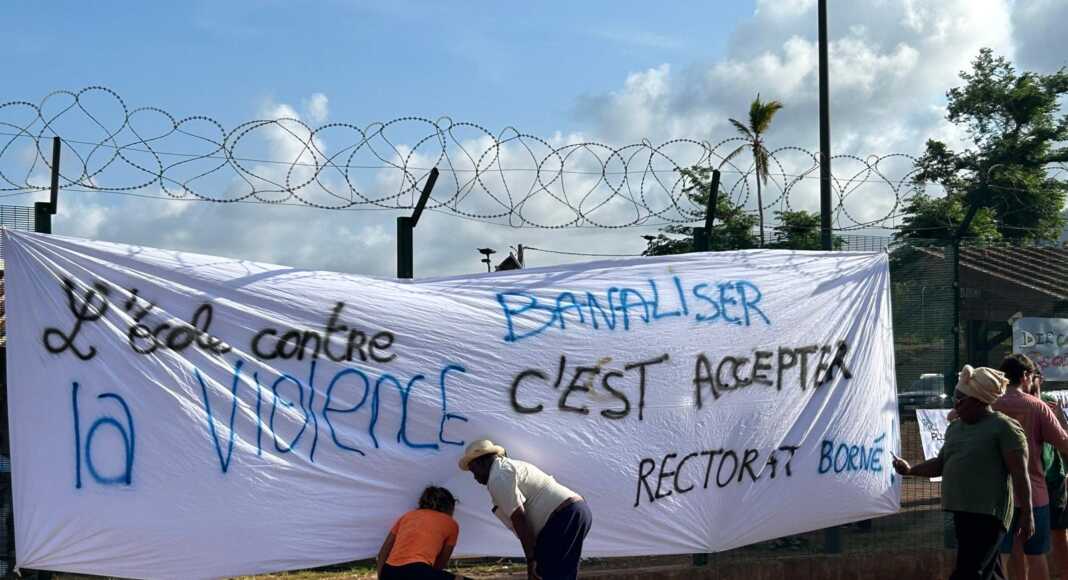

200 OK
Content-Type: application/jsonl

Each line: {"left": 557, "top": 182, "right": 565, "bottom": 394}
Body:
{"left": 33, "top": 203, "right": 51, "bottom": 234}
{"left": 396, "top": 216, "right": 414, "bottom": 279}
{"left": 693, "top": 227, "right": 708, "bottom": 253}
{"left": 823, "top": 527, "right": 842, "bottom": 554}
{"left": 33, "top": 137, "right": 61, "bottom": 234}
{"left": 395, "top": 168, "right": 439, "bottom": 279}
{"left": 950, "top": 240, "right": 961, "bottom": 396}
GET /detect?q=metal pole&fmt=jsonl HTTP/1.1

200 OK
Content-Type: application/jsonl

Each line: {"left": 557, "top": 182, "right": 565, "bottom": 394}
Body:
{"left": 49, "top": 136, "right": 60, "bottom": 213}
{"left": 690, "top": 169, "right": 721, "bottom": 569}
{"left": 816, "top": 0, "right": 843, "bottom": 554}
{"left": 397, "top": 216, "right": 414, "bottom": 279}
{"left": 950, "top": 238, "right": 961, "bottom": 397}
{"left": 34, "top": 137, "right": 61, "bottom": 234}
{"left": 704, "top": 169, "right": 721, "bottom": 250}
{"left": 693, "top": 169, "right": 722, "bottom": 253}
{"left": 818, "top": 0, "right": 833, "bottom": 251}
{"left": 395, "top": 168, "right": 440, "bottom": 279}
{"left": 693, "top": 227, "right": 708, "bottom": 253}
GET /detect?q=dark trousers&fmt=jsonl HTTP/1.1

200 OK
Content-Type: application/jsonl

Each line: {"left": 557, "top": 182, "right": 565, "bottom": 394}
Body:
{"left": 535, "top": 500, "right": 593, "bottom": 580}
{"left": 380, "top": 562, "right": 459, "bottom": 580}
{"left": 951, "top": 512, "right": 1006, "bottom": 580}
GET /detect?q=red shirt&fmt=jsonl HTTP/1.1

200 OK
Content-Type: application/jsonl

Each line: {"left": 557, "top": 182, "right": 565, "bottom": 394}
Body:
{"left": 993, "top": 388, "right": 1068, "bottom": 506}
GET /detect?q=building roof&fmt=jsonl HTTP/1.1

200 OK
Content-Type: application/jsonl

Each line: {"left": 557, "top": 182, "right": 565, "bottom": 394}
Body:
{"left": 912, "top": 243, "right": 1068, "bottom": 302}
{"left": 958, "top": 245, "right": 1068, "bottom": 301}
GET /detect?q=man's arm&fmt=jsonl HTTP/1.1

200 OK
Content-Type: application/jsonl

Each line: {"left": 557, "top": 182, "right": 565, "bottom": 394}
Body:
{"left": 892, "top": 456, "right": 943, "bottom": 478}
{"left": 376, "top": 532, "right": 396, "bottom": 577}
{"left": 510, "top": 507, "right": 540, "bottom": 580}
{"left": 1003, "top": 448, "right": 1034, "bottom": 540}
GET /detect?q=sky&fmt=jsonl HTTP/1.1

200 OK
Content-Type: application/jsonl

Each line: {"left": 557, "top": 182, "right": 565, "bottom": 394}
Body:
{"left": 2, "top": 0, "right": 1067, "bottom": 277}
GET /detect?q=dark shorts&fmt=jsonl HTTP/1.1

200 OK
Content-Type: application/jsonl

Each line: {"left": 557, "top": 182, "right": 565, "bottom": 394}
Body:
{"left": 380, "top": 562, "right": 457, "bottom": 580}
{"left": 1000, "top": 504, "right": 1051, "bottom": 555}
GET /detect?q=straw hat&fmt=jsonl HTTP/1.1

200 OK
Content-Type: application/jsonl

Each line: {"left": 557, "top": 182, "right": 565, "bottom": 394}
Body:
{"left": 458, "top": 439, "right": 505, "bottom": 471}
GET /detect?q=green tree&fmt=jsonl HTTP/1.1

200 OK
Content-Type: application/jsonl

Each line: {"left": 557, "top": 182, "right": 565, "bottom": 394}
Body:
{"left": 902, "top": 48, "right": 1068, "bottom": 243}
{"left": 725, "top": 94, "right": 785, "bottom": 246}
{"left": 767, "top": 210, "right": 846, "bottom": 250}
{"left": 895, "top": 193, "right": 1003, "bottom": 242}
{"left": 642, "top": 166, "right": 758, "bottom": 256}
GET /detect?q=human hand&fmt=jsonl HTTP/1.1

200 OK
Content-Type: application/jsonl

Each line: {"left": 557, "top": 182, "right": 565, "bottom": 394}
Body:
{"left": 891, "top": 457, "right": 911, "bottom": 476}
{"left": 1019, "top": 511, "right": 1035, "bottom": 541}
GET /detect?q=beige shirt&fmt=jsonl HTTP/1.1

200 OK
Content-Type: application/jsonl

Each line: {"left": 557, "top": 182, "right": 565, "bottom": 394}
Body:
{"left": 487, "top": 456, "right": 576, "bottom": 537}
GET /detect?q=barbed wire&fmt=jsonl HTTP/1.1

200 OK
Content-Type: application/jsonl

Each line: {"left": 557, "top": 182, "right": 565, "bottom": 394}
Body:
{"left": 0, "top": 86, "right": 1061, "bottom": 231}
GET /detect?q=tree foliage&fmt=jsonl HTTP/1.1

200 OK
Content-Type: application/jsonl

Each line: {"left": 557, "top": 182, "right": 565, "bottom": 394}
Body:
{"left": 641, "top": 167, "right": 836, "bottom": 255}
{"left": 767, "top": 210, "right": 845, "bottom": 250}
{"left": 642, "top": 167, "right": 758, "bottom": 256}
{"left": 900, "top": 48, "right": 1068, "bottom": 242}
{"left": 724, "top": 94, "right": 785, "bottom": 246}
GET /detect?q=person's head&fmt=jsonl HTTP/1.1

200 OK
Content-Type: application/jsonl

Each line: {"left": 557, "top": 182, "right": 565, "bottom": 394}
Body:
{"left": 418, "top": 486, "right": 457, "bottom": 516}
{"left": 458, "top": 439, "right": 505, "bottom": 486}
{"left": 1033, "top": 368, "right": 1044, "bottom": 395}
{"left": 954, "top": 364, "right": 1009, "bottom": 423}
{"left": 1000, "top": 354, "right": 1036, "bottom": 390}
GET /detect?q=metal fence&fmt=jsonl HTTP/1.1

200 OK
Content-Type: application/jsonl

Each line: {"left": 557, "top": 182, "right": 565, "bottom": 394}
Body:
{"left": 682, "top": 236, "right": 1067, "bottom": 577}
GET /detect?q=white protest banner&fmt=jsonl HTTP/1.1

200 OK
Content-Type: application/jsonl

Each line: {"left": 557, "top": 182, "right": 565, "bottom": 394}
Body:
{"left": 3, "top": 230, "right": 900, "bottom": 579}
{"left": 1045, "top": 390, "right": 1068, "bottom": 412}
{"left": 915, "top": 409, "right": 950, "bottom": 482}
{"left": 1014, "top": 317, "right": 1068, "bottom": 381}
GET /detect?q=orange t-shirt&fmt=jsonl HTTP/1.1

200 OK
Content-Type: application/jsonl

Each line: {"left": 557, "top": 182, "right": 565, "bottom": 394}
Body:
{"left": 386, "top": 509, "right": 460, "bottom": 567}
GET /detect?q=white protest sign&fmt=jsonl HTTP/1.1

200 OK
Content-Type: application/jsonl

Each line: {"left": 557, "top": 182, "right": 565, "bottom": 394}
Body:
{"left": 1014, "top": 317, "right": 1068, "bottom": 381}
{"left": 915, "top": 409, "right": 950, "bottom": 482}
{"left": 3, "top": 230, "right": 900, "bottom": 579}
{"left": 1045, "top": 390, "right": 1068, "bottom": 412}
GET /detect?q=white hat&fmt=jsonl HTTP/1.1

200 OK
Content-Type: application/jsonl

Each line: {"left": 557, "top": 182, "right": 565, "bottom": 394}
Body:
{"left": 458, "top": 439, "right": 505, "bottom": 471}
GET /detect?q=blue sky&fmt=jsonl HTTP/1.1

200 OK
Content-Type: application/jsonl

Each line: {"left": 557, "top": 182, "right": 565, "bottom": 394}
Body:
{"left": 2, "top": 1, "right": 1065, "bottom": 276}
{"left": 8, "top": 1, "right": 750, "bottom": 136}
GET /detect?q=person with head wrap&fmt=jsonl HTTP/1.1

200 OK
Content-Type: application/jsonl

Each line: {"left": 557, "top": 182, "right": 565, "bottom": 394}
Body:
{"left": 993, "top": 354, "right": 1068, "bottom": 580}
{"left": 894, "top": 364, "right": 1030, "bottom": 580}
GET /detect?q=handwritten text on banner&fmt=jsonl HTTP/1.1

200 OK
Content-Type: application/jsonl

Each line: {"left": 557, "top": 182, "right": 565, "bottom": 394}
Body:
{"left": 3, "top": 230, "right": 900, "bottom": 579}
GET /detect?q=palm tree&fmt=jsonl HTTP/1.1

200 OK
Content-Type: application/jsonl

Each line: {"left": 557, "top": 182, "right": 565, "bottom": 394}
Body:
{"left": 724, "top": 94, "right": 784, "bottom": 246}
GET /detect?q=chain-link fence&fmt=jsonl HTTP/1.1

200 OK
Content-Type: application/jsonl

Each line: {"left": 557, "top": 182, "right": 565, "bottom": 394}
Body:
{"left": 679, "top": 236, "right": 1067, "bottom": 579}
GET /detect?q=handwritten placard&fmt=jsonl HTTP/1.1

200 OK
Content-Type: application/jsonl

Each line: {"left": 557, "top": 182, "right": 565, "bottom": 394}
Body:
{"left": 915, "top": 409, "right": 950, "bottom": 482}
{"left": 3, "top": 230, "right": 900, "bottom": 579}
{"left": 1014, "top": 317, "right": 1068, "bottom": 381}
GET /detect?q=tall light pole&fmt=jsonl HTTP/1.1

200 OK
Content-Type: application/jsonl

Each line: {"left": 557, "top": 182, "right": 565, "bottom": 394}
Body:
{"left": 477, "top": 248, "right": 496, "bottom": 272}
{"left": 818, "top": 0, "right": 833, "bottom": 250}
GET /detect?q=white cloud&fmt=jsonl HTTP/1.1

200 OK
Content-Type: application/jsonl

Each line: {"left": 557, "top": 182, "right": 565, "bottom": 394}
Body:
{"left": 573, "top": 0, "right": 1024, "bottom": 229}
{"left": 35, "top": 0, "right": 1067, "bottom": 277}
{"left": 304, "top": 93, "right": 329, "bottom": 124}
{"left": 1012, "top": 0, "right": 1068, "bottom": 72}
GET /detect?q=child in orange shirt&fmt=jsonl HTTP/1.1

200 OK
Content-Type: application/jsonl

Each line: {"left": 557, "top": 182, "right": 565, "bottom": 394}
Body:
{"left": 377, "top": 486, "right": 469, "bottom": 580}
